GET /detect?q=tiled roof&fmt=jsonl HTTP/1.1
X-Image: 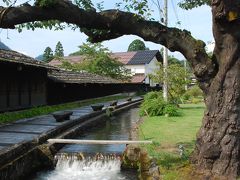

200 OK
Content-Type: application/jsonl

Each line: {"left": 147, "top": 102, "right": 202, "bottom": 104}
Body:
{"left": 49, "top": 56, "right": 85, "bottom": 66}
{"left": 48, "top": 50, "right": 162, "bottom": 67}
{"left": 49, "top": 56, "right": 86, "bottom": 66}
{"left": 131, "top": 74, "right": 146, "bottom": 83}
{"left": 48, "top": 70, "right": 121, "bottom": 84}
{"left": 127, "top": 50, "right": 161, "bottom": 65}
{"left": 0, "top": 49, "right": 57, "bottom": 69}
{"left": 111, "top": 52, "right": 137, "bottom": 65}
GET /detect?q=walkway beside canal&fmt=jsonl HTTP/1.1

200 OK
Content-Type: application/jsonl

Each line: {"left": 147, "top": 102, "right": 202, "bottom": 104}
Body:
{"left": 0, "top": 97, "right": 142, "bottom": 153}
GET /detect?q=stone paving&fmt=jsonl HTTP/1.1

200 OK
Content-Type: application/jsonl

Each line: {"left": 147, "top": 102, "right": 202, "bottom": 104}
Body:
{"left": 0, "top": 97, "right": 141, "bottom": 152}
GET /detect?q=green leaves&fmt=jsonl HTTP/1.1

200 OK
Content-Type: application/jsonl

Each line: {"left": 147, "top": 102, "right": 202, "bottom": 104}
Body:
{"left": 150, "top": 62, "right": 190, "bottom": 103}
{"left": 139, "top": 91, "right": 181, "bottom": 117}
{"left": 63, "top": 43, "right": 131, "bottom": 81}
{"left": 35, "top": 0, "right": 57, "bottom": 8}
{"left": 55, "top": 41, "right": 64, "bottom": 57}
{"left": 127, "top": 39, "right": 149, "bottom": 51}
{"left": 43, "top": 46, "right": 54, "bottom": 62}
{"left": 16, "top": 20, "right": 66, "bottom": 33}
{"left": 117, "top": 0, "right": 153, "bottom": 19}
{"left": 74, "top": 0, "right": 94, "bottom": 10}
{"left": 178, "top": 0, "right": 210, "bottom": 10}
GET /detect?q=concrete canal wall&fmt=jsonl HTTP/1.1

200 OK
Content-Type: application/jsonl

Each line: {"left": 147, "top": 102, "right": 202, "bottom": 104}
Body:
{"left": 0, "top": 98, "right": 142, "bottom": 180}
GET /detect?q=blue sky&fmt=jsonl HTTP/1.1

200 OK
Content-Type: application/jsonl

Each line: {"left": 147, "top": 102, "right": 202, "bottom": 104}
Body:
{"left": 0, "top": 0, "right": 213, "bottom": 59}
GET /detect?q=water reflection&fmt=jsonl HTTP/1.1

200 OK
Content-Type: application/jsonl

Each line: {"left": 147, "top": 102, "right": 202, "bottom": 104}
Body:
{"left": 60, "top": 108, "right": 140, "bottom": 155}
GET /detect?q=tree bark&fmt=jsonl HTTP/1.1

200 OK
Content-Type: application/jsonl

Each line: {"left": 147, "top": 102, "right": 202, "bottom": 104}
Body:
{"left": 191, "top": 0, "right": 240, "bottom": 178}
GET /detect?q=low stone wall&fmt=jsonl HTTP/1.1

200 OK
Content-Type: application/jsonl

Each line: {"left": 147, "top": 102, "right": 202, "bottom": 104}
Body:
{"left": 0, "top": 99, "right": 142, "bottom": 180}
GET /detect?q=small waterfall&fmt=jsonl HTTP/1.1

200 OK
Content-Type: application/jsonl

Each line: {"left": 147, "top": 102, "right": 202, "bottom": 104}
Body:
{"left": 36, "top": 153, "right": 129, "bottom": 180}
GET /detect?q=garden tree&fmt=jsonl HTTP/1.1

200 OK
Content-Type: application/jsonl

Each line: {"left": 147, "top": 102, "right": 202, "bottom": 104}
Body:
{"left": 54, "top": 41, "right": 64, "bottom": 57}
{"left": 149, "top": 63, "right": 190, "bottom": 103}
{"left": 62, "top": 43, "right": 131, "bottom": 81}
{"left": 43, "top": 46, "right": 53, "bottom": 62}
{"left": 127, "top": 39, "right": 149, "bottom": 51}
{"left": 1, "top": 0, "right": 240, "bottom": 177}
{"left": 168, "top": 55, "right": 182, "bottom": 66}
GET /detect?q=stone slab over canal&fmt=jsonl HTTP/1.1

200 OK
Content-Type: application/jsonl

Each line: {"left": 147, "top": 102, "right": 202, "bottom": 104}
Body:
{"left": 0, "top": 97, "right": 143, "bottom": 180}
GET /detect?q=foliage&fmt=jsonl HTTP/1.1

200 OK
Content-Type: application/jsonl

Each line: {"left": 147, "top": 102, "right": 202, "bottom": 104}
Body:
{"left": 63, "top": 43, "right": 131, "bottom": 81}
{"left": 163, "top": 104, "right": 181, "bottom": 117}
{"left": 182, "top": 85, "right": 204, "bottom": 103}
{"left": 186, "top": 85, "right": 203, "bottom": 97}
{"left": 143, "top": 91, "right": 161, "bottom": 100}
{"left": 0, "top": 94, "right": 127, "bottom": 124}
{"left": 168, "top": 55, "right": 183, "bottom": 66}
{"left": 35, "top": 0, "right": 57, "bottom": 8}
{"left": 127, "top": 39, "right": 149, "bottom": 51}
{"left": 43, "top": 46, "right": 54, "bottom": 62}
{"left": 139, "top": 96, "right": 166, "bottom": 116}
{"left": 178, "top": 0, "right": 210, "bottom": 10}
{"left": 116, "top": 0, "right": 153, "bottom": 19}
{"left": 139, "top": 91, "right": 181, "bottom": 117}
{"left": 150, "top": 62, "right": 190, "bottom": 103}
{"left": 54, "top": 41, "right": 64, "bottom": 57}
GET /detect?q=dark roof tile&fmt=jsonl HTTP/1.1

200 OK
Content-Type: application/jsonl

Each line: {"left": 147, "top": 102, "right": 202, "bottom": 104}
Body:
{"left": 0, "top": 49, "right": 57, "bottom": 69}
{"left": 48, "top": 70, "right": 121, "bottom": 84}
{"left": 127, "top": 50, "right": 162, "bottom": 65}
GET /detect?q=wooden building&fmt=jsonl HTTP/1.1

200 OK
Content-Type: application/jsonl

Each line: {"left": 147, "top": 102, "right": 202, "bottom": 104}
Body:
{"left": 0, "top": 49, "right": 55, "bottom": 112}
{"left": 0, "top": 47, "right": 146, "bottom": 112}
{"left": 47, "top": 70, "right": 124, "bottom": 105}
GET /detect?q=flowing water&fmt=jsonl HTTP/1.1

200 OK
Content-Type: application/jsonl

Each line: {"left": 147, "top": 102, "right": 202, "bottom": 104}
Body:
{"left": 33, "top": 107, "right": 140, "bottom": 180}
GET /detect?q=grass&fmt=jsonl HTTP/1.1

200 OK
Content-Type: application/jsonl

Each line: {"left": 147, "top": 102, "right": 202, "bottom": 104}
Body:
{"left": 0, "top": 95, "right": 127, "bottom": 124}
{"left": 139, "top": 103, "right": 205, "bottom": 179}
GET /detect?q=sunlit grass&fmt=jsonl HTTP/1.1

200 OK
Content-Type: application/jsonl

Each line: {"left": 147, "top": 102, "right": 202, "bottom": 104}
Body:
{"left": 139, "top": 103, "right": 205, "bottom": 179}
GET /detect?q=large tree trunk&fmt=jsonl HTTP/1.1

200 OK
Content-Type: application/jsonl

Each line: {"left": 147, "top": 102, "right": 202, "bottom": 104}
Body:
{"left": 192, "top": 1, "right": 240, "bottom": 178}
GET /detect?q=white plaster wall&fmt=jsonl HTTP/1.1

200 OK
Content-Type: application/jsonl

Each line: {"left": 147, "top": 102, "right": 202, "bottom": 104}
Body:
{"left": 124, "top": 56, "right": 161, "bottom": 86}
{"left": 125, "top": 65, "right": 145, "bottom": 74}
{"left": 145, "top": 57, "right": 160, "bottom": 86}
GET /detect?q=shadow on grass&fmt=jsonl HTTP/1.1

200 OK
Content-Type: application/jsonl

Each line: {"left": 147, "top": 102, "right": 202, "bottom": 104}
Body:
{"left": 157, "top": 152, "right": 190, "bottom": 170}
{"left": 145, "top": 140, "right": 196, "bottom": 170}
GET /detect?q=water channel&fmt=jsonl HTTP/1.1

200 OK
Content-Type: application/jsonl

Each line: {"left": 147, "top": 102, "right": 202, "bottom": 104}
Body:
{"left": 33, "top": 107, "right": 140, "bottom": 180}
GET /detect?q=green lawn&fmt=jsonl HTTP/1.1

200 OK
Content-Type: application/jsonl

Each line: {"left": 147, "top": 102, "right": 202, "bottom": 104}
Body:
{"left": 139, "top": 103, "right": 205, "bottom": 179}
{"left": 0, "top": 95, "right": 127, "bottom": 124}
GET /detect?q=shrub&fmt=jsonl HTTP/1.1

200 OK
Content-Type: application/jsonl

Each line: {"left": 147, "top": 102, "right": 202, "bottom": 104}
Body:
{"left": 143, "top": 91, "right": 162, "bottom": 101}
{"left": 163, "top": 104, "right": 181, "bottom": 117}
{"left": 139, "top": 97, "right": 166, "bottom": 117}
{"left": 139, "top": 92, "right": 181, "bottom": 117}
{"left": 186, "top": 85, "right": 203, "bottom": 98}
{"left": 182, "top": 85, "right": 203, "bottom": 103}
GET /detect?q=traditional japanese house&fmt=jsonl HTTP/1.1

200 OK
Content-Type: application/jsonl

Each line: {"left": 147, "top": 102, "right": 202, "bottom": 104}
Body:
{"left": 47, "top": 70, "right": 124, "bottom": 104}
{"left": 0, "top": 44, "right": 143, "bottom": 111}
{"left": 0, "top": 49, "right": 55, "bottom": 112}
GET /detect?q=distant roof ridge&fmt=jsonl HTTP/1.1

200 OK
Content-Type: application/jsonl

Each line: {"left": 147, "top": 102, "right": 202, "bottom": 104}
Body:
{"left": 0, "top": 49, "right": 58, "bottom": 70}
{"left": 48, "top": 69, "right": 121, "bottom": 84}
{"left": 112, "top": 49, "right": 159, "bottom": 54}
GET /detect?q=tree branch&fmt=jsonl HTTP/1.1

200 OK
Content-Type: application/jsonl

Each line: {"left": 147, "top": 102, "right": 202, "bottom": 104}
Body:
{"left": 0, "top": 1, "right": 217, "bottom": 91}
